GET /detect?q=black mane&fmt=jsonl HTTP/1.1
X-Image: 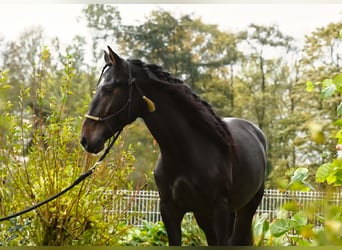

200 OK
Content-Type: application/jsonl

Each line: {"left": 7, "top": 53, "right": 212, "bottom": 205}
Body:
{"left": 129, "top": 59, "right": 234, "bottom": 151}
{"left": 129, "top": 59, "right": 183, "bottom": 84}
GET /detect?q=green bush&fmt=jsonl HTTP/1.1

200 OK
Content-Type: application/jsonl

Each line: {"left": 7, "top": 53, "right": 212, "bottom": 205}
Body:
{"left": 253, "top": 200, "right": 342, "bottom": 246}
{"left": 252, "top": 72, "right": 342, "bottom": 246}
{"left": 118, "top": 221, "right": 167, "bottom": 246}
{"left": 118, "top": 216, "right": 206, "bottom": 246}
{"left": 0, "top": 49, "right": 137, "bottom": 245}
{"left": 306, "top": 73, "right": 342, "bottom": 187}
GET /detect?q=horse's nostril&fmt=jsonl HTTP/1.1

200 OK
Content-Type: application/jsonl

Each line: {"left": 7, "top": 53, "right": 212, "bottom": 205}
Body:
{"left": 80, "top": 136, "right": 88, "bottom": 149}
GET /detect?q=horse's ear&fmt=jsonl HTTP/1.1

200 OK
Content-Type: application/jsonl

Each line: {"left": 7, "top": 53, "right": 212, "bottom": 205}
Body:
{"left": 104, "top": 50, "right": 111, "bottom": 65}
{"left": 104, "top": 46, "right": 122, "bottom": 65}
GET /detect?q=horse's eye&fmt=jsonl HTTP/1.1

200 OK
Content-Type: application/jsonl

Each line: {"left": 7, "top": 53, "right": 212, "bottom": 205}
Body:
{"left": 102, "top": 86, "right": 113, "bottom": 95}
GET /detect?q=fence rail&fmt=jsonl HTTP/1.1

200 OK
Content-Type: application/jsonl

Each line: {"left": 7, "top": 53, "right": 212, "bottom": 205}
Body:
{"left": 103, "top": 189, "right": 341, "bottom": 228}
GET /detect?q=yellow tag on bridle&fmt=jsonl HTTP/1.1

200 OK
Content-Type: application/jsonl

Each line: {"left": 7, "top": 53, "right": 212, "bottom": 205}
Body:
{"left": 142, "top": 96, "right": 156, "bottom": 112}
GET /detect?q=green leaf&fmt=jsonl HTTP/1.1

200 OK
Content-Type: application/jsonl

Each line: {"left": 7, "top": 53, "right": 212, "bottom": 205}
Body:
{"left": 289, "top": 182, "right": 312, "bottom": 191}
{"left": 270, "top": 218, "right": 290, "bottom": 237}
{"left": 292, "top": 211, "right": 308, "bottom": 228}
{"left": 340, "top": 29, "right": 342, "bottom": 39}
{"left": 307, "top": 121, "right": 325, "bottom": 144}
{"left": 288, "top": 168, "right": 315, "bottom": 191}
{"left": 306, "top": 81, "right": 314, "bottom": 92}
{"left": 336, "top": 131, "right": 342, "bottom": 144}
{"left": 283, "top": 201, "right": 297, "bottom": 212}
{"left": 0, "top": 84, "right": 11, "bottom": 92}
{"left": 337, "top": 102, "right": 342, "bottom": 116}
{"left": 321, "top": 79, "right": 336, "bottom": 98}
{"left": 333, "top": 73, "right": 342, "bottom": 88}
{"left": 254, "top": 213, "right": 269, "bottom": 235}
{"left": 327, "top": 174, "right": 337, "bottom": 184}
{"left": 315, "top": 163, "right": 333, "bottom": 183}
{"left": 295, "top": 238, "right": 312, "bottom": 246}
{"left": 253, "top": 213, "right": 269, "bottom": 245}
{"left": 289, "top": 167, "right": 309, "bottom": 184}
{"left": 335, "top": 119, "right": 342, "bottom": 127}
{"left": 334, "top": 169, "right": 342, "bottom": 185}
{"left": 49, "top": 207, "right": 57, "bottom": 212}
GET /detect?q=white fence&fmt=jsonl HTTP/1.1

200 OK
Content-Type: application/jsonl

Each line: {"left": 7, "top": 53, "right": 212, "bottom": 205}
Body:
{"left": 103, "top": 189, "right": 342, "bottom": 228}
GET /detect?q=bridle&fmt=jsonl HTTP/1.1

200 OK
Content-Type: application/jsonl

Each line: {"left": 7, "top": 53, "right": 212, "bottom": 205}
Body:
{"left": 84, "top": 60, "right": 155, "bottom": 123}
{"left": 84, "top": 61, "right": 135, "bottom": 122}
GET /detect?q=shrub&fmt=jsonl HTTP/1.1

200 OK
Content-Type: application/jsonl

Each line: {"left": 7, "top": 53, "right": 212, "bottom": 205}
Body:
{"left": 118, "top": 215, "right": 206, "bottom": 246}
{"left": 0, "top": 49, "right": 137, "bottom": 245}
{"left": 252, "top": 72, "right": 342, "bottom": 246}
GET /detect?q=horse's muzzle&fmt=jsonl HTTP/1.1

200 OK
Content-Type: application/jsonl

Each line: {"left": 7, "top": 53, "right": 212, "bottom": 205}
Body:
{"left": 80, "top": 136, "right": 104, "bottom": 154}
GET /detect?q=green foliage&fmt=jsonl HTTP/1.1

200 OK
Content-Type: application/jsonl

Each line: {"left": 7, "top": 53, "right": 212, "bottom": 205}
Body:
{"left": 269, "top": 210, "right": 312, "bottom": 243}
{"left": 253, "top": 200, "right": 342, "bottom": 246}
{"left": 316, "top": 160, "right": 342, "bottom": 186}
{"left": 253, "top": 67, "right": 342, "bottom": 246}
{"left": 118, "top": 217, "right": 206, "bottom": 246}
{"left": 314, "top": 205, "right": 342, "bottom": 245}
{"left": 118, "top": 221, "right": 167, "bottom": 246}
{"left": 253, "top": 213, "right": 270, "bottom": 246}
{"left": 0, "top": 69, "right": 11, "bottom": 135}
{"left": 180, "top": 216, "right": 207, "bottom": 246}
{"left": 306, "top": 73, "right": 342, "bottom": 186}
{"left": 0, "top": 49, "right": 137, "bottom": 245}
{"left": 288, "top": 167, "right": 315, "bottom": 191}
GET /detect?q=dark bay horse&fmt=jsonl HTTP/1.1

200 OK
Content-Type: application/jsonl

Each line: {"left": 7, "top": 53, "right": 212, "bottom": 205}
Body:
{"left": 80, "top": 46, "right": 267, "bottom": 246}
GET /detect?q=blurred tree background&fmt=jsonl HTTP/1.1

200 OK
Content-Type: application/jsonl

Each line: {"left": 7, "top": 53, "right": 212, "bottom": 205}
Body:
{"left": 0, "top": 4, "right": 341, "bottom": 245}
{"left": 1, "top": 5, "right": 341, "bottom": 189}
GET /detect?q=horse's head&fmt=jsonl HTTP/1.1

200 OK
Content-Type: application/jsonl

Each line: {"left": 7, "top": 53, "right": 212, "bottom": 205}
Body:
{"left": 80, "top": 46, "right": 155, "bottom": 154}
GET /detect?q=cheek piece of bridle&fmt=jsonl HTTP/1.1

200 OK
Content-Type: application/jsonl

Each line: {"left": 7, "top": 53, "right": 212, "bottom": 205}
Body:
{"left": 84, "top": 60, "right": 156, "bottom": 157}
{"left": 85, "top": 61, "right": 156, "bottom": 122}
{"left": 84, "top": 60, "right": 156, "bottom": 162}
{"left": 85, "top": 62, "right": 156, "bottom": 166}
{"left": 0, "top": 62, "right": 155, "bottom": 222}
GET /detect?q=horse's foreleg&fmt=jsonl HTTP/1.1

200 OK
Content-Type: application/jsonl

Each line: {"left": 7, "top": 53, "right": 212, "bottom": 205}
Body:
{"left": 215, "top": 209, "right": 235, "bottom": 245}
{"left": 193, "top": 212, "right": 217, "bottom": 245}
{"left": 193, "top": 198, "right": 234, "bottom": 246}
{"left": 160, "top": 200, "right": 184, "bottom": 246}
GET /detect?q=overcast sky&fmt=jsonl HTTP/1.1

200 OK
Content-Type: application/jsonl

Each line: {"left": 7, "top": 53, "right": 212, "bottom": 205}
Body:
{"left": 0, "top": 4, "right": 341, "bottom": 47}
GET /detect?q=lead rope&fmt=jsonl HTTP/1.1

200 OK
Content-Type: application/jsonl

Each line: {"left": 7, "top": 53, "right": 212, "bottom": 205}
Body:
{"left": 0, "top": 61, "right": 154, "bottom": 222}
{"left": 0, "top": 129, "right": 122, "bottom": 222}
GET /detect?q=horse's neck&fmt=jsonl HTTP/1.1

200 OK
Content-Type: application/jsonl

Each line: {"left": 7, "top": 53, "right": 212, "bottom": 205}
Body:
{"left": 143, "top": 100, "right": 186, "bottom": 153}
{"left": 142, "top": 90, "right": 216, "bottom": 162}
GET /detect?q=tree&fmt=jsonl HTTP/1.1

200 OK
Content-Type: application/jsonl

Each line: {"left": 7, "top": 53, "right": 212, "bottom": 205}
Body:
{"left": 234, "top": 24, "right": 298, "bottom": 186}
{"left": 0, "top": 69, "right": 10, "bottom": 146}
{"left": 308, "top": 73, "right": 342, "bottom": 187}
{"left": 81, "top": 4, "right": 123, "bottom": 71}
{"left": 297, "top": 22, "right": 342, "bottom": 168}
{"left": 121, "top": 10, "right": 239, "bottom": 92}
{"left": 237, "top": 24, "right": 295, "bottom": 130}
{"left": 1, "top": 26, "right": 46, "bottom": 104}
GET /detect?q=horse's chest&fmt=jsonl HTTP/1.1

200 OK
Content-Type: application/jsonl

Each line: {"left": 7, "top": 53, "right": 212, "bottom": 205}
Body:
{"left": 154, "top": 165, "right": 220, "bottom": 210}
{"left": 173, "top": 176, "right": 217, "bottom": 210}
